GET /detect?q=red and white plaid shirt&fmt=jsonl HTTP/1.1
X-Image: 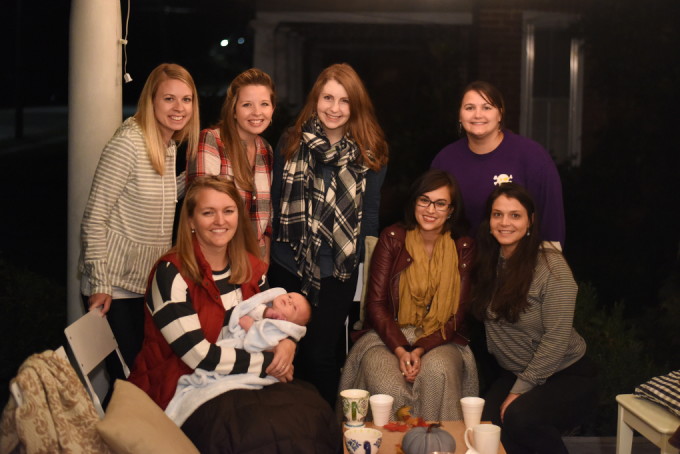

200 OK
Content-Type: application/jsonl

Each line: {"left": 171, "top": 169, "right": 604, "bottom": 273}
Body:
{"left": 188, "top": 128, "right": 273, "bottom": 251}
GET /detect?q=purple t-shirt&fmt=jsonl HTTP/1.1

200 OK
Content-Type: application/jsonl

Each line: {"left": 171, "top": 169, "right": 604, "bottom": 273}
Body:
{"left": 431, "top": 130, "right": 565, "bottom": 245}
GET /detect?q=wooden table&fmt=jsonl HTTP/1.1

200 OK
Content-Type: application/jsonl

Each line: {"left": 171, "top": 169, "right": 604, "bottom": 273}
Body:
{"left": 343, "top": 421, "right": 506, "bottom": 454}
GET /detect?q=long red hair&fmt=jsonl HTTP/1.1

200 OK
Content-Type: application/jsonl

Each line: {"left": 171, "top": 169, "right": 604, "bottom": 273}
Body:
{"left": 283, "top": 63, "right": 388, "bottom": 171}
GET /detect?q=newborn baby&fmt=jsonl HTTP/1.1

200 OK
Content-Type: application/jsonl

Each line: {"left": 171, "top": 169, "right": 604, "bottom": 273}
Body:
{"left": 239, "top": 290, "right": 311, "bottom": 331}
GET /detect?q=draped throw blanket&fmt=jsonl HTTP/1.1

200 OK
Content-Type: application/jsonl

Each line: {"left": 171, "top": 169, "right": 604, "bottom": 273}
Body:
{"left": 0, "top": 350, "right": 111, "bottom": 454}
{"left": 277, "top": 117, "right": 367, "bottom": 303}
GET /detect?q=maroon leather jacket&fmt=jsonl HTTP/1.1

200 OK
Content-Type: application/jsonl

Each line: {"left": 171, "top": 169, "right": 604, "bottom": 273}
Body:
{"left": 363, "top": 223, "right": 474, "bottom": 353}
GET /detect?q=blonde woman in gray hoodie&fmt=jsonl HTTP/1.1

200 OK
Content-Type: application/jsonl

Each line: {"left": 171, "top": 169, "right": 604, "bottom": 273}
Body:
{"left": 79, "top": 63, "right": 200, "bottom": 371}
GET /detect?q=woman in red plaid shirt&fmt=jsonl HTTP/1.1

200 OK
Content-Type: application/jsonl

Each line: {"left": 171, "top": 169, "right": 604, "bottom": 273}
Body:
{"left": 187, "top": 68, "right": 276, "bottom": 264}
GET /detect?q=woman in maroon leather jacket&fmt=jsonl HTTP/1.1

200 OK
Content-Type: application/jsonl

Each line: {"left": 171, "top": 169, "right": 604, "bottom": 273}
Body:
{"left": 338, "top": 169, "right": 476, "bottom": 421}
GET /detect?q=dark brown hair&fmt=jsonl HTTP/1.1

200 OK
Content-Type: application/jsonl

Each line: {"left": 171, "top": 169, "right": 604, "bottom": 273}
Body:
{"left": 459, "top": 80, "right": 506, "bottom": 131}
{"left": 402, "top": 169, "right": 469, "bottom": 239}
{"left": 470, "top": 183, "right": 541, "bottom": 322}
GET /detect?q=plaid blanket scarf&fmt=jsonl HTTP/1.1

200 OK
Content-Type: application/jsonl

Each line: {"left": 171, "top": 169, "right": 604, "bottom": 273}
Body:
{"left": 277, "top": 117, "right": 367, "bottom": 303}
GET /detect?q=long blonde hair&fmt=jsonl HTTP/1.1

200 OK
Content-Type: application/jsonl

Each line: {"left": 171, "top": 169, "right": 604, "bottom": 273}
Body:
{"left": 213, "top": 68, "right": 276, "bottom": 192}
{"left": 284, "top": 63, "right": 388, "bottom": 171}
{"left": 175, "top": 176, "right": 260, "bottom": 285}
{"left": 134, "top": 63, "right": 200, "bottom": 175}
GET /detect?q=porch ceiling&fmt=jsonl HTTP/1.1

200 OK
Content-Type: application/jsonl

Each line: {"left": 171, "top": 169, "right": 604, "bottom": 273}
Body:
{"left": 256, "top": 0, "right": 473, "bottom": 13}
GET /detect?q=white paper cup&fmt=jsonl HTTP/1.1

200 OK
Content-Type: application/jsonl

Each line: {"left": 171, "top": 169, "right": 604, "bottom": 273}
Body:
{"left": 369, "top": 394, "right": 394, "bottom": 427}
{"left": 464, "top": 423, "right": 501, "bottom": 454}
{"left": 460, "top": 396, "right": 485, "bottom": 429}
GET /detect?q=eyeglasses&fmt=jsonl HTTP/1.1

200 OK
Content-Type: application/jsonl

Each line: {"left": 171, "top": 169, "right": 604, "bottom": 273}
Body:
{"left": 416, "top": 196, "right": 452, "bottom": 212}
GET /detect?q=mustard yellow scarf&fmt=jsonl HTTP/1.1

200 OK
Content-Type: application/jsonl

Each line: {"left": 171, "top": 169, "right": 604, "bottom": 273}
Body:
{"left": 398, "top": 229, "right": 461, "bottom": 340}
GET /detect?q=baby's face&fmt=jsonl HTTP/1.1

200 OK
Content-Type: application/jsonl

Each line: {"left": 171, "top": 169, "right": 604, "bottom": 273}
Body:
{"left": 271, "top": 292, "right": 311, "bottom": 326}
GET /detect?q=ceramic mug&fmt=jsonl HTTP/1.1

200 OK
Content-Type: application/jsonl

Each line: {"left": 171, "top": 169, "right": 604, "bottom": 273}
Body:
{"left": 464, "top": 423, "right": 501, "bottom": 454}
{"left": 344, "top": 427, "right": 382, "bottom": 454}
{"left": 340, "top": 389, "right": 370, "bottom": 427}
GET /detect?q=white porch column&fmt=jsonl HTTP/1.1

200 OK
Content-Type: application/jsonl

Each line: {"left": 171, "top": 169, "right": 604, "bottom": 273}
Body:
{"left": 67, "top": 0, "right": 122, "bottom": 322}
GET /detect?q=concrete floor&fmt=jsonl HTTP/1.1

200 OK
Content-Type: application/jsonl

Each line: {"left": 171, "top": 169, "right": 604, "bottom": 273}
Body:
{"left": 563, "top": 436, "right": 662, "bottom": 454}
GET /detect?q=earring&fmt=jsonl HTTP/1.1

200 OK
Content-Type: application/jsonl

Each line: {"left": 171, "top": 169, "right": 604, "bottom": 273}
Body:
{"left": 457, "top": 121, "right": 464, "bottom": 136}
{"left": 191, "top": 228, "right": 195, "bottom": 234}
{"left": 526, "top": 231, "right": 530, "bottom": 237}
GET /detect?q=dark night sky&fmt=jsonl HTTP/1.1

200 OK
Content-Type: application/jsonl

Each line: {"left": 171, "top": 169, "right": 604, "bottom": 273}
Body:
{"left": 7, "top": 0, "right": 70, "bottom": 107}
{"left": 6, "top": 0, "right": 257, "bottom": 109}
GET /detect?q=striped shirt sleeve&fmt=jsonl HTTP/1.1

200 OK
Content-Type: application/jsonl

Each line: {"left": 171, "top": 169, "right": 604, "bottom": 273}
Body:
{"left": 485, "top": 251, "right": 585, "bottom": 395}
{"left": 512, "top": 253, "right": 579, "bottom": 393}
{"left": 80, "top": 134, "right": 138, "bottom": 295}
{"left": 148, "top": 261, "right": 273, "bottom": 376}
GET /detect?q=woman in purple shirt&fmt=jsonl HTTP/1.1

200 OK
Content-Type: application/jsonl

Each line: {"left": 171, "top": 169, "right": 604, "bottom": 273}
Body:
{"left": 431, "top": 81, "right": 565, "bottom": 248}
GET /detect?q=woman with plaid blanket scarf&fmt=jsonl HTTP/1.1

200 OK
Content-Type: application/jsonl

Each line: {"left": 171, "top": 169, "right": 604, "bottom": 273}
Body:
{"left": 269, "top": 63, "right": 389, "bottom": 407}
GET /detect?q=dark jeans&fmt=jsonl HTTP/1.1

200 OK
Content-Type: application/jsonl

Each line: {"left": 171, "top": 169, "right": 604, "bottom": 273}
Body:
{"left": 466, "top": 315, "right": 501, "bottom": 394}
{"left": 267, "top": 261, "right": 358, "bottom": 409}
{"left": 482, "top": 356, "right": 598, "bottom": 454}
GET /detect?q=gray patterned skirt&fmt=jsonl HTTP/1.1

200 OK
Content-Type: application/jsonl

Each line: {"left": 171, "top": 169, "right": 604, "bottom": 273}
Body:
{"left": 337, "top": 327, "right": 479, "bottom": 422}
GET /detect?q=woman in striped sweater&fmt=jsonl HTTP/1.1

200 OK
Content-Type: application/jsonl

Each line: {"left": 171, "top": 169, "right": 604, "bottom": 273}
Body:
{"left": 127, "top": 178, "right": 345, "bottom": 452}
{"left": 79, "top": 63, "right": 200, "bottom": 370}
{"left": 471, "top": 183, "right": 596, "bottom": 454}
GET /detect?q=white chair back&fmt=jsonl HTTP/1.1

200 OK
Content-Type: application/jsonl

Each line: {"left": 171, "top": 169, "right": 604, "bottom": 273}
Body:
{"left": 64, "top": 309, "right": 129, "bottom": 417}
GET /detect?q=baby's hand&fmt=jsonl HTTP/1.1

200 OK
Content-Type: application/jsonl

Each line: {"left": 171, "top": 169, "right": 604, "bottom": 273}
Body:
{"left": 239, "top": 315, "right": 255, "bottom": 331}
{"left": 263, "top": 307, "right": 286, "bottom": 321}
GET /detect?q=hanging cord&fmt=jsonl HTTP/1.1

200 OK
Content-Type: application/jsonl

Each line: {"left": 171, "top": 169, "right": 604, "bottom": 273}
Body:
{"left": 121, "top": 0, "right": 132, "bottom": 83}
